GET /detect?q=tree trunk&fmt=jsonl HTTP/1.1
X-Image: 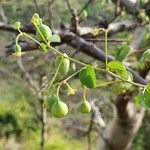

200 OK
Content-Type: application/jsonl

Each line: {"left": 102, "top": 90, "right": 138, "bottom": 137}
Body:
{"left": 97, "top": 92, "right": 145, "bottom": 150}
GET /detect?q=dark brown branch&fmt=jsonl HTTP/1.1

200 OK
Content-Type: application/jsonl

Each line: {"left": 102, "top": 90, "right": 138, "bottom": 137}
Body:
{"left": 0, "top": 22, "right": 147, "bottom": 85}
{"left": 5, "top": 32, "right": 147, "bottom": 85}
{"left": 85, "top": 38, "right": 129, "bottom": 43}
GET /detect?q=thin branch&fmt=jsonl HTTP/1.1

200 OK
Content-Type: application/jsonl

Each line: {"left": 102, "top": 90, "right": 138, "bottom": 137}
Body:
{"left": 17, "top": 57, "right": 40, "bottom": 94}
{"left": 33, "top": 0, "right": 41, "bottom": 15}
{"left": 0, "top": 3, "right": 7, "bottom": 23}
{"left": 85, "top": 38, "right": 129, "bottom": 43}
{"left": 65, "top": 0, "right": 74, "bottom": 15}
{"left": 78, "top": 0, "right": 94, "bottom": 16}
{"left": 47, "top": 0, "right": 55, "bottom": 28}
{"left": 90, "top": 100, "right": 106, "bottom": 128}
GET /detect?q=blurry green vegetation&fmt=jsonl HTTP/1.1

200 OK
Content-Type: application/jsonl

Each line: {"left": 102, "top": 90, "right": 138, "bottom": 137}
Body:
{"left": 0, "top": 78, "right": 86, "bottom": 149}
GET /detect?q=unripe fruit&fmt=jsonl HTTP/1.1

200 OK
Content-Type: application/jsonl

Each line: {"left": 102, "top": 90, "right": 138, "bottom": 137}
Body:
{"left": 45, "top": 94, "right": 59, "bottom": 112}
{"left": 14, "top": 44, "right": 22, "bottom": 57}
{"left": 15, "top": 21, "right": 21, "bottom": 29}
{"left": 38, "top": 43, "right": 47, "bottom": 52}
{"left": 36, "top": 24, "right": 52, "bottom": 41}
{"left": 55, "top": 54, "right": 70, "bottom": 77}
{"left": 51, "top": 101, "right": 68, "bottom": 118}
{"left": 78, "top": 100, "right": 91, "bottom": 114}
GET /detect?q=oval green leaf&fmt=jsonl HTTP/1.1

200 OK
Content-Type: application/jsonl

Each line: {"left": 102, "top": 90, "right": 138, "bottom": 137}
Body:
{"left": 47, "top": 34, "right": 61, "bottom": 43}
{"left": 140, "top": 90, "right": 150, "bottom": 109}
{"left": 79, "top": 65, "right": 96, "bottom": 89}
{"left": 142, "top": 49, "right": 150, "bottom": 59}
{"left": 107, "top": 61, "right": 127, "bottom": 78}
{"left": 115, "top": 44, "right": 130, "bottom": 62}
{"left": 55, "top": 53, "right": 70, "bottom": 78}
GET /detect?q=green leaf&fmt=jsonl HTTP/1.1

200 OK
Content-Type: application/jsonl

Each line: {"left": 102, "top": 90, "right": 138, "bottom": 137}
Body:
{"left": 142, "top": 49, "right": 150, "bottom": 59}
{"left": 140, "top": 90, "right": 150, "bottom": 109}
{"left": 79, "top": 65, "right": 96, "bottom": 89}
{"left": 107, "top": 61, "right": 127, "bottom": 77}
{"left": 145, "top": 83, "right": 150, "bottom": 93}
{"left": 115, "top": 44, "right": 130, "bottom": 62}
{"left": 80, "top": 10, "right": 88, "bottom": 19}
{"left": 38, "top": 43, "right": 47, "bottom": 52}
{"left": 133, "top": 95, "right": 140, "bottom": 108}
{"left": 113, "top": 71, "right": 133, "bottom": 94}
{"left": 47, "top": 34, "right": 61, "bottom": 43}
{"left": 55, "top": 53, "right": 70, "bottom": 78}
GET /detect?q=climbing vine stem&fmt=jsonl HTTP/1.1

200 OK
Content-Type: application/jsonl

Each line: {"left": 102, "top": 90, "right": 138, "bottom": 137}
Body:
{"left": 15, "top": 24, "right": 145, "bottom": 89}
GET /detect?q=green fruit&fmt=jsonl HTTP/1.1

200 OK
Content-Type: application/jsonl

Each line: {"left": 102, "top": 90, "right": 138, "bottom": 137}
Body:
{"left": 38, "top": 43, "right": 47, "bottom": 52}
{"left": 14, "top": 44, "right": 22, "bottom": 57}
{"left": 45, "top": 94, "right": 59, "bottom": 112}
{"left": 113, "top": 71, "right": 133, "bottom": 94}
{"left": 51, "top": 101, "right": 68, "bottom": 118}
{"left": 14, "top": 44, "right": 21, "bottom": 52}
{"left": 36, "top": 24, "right": 52, "bottom": 41}
{"left": 78, "top": 100, "right": 91, "bottom": 114}
{"left": 55, "top": 54, "right": 70, "bottom": 77}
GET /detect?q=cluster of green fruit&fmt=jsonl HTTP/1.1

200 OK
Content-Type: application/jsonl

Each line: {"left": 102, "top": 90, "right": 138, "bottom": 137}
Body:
{"left": 44, "top": 94, "right": 91, "bottom": 118}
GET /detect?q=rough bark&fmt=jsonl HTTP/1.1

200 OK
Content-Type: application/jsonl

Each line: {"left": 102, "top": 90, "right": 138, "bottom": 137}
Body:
{"left": 97, "top": 93, "right": 145, "bottom": 150}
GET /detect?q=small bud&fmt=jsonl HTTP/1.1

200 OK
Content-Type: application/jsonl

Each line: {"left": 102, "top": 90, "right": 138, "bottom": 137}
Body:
{"left": 31, "top": 13, "right": 42, "bottom": 25}
{"left": 15, "top": 21, "right": 21, "bottom": 29}
{"left": 67, "top": 87, "right": 77, "bottom": 96}
{"left": 33, "top": 13, "right": 40, "bottom": 19}
{"left": 14, "top": 44, "right": 22, "bottom": 57}
{"left": 38, "top": 43, "right": 47, "bottom": 52}
{"left": 91, "top": 28, "right": 100, "bottom": 36}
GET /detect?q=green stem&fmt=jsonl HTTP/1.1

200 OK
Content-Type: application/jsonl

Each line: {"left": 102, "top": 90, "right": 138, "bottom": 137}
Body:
{"left": 64, "top": 67, "right": 85, "bottom": 82}
{"left": 95, "top": 80, "right": 119, "bottom": 88}
{"left": 64, "top": 81, "right": 71, "bottom": 89}
{"left": 107, "top": 70, "right": 145, "bottom": 88}
{"left": 16, "top": 33, "right": 23, "bottom": 45}
{"left": 48, "top": 60, "right": 62, "bottom": 90}
{"left": 56, "top": 83, "right": 62, "bottom": 97}
{"left": 105, "top": 29, "right": 108, "bottom": 68}
{"left": 34, "top": 23, "right": 48, "bottom": 44}
{"left": 55, "top": 67, "right": 85, "bottom": 87}
{"left": 83, "top": 87, "right": 87, "bottom": 101}
{"left": 22, "top": 33, "right": 41, "bottom": 45}
{"left": 20, "top": 28, "right": 145, "bottom": 89}
{"left": 47, "top": 44, "right": 107, "bottom": 72}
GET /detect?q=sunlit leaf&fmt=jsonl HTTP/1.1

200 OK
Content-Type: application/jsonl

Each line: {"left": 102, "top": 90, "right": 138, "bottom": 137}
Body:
{"left": 140, "top": 90, "right": 150, "bottom": 109}
{"left": 107, "top": 61, "right": 127, "bottom": 77}
{"left": 142, "top": 49, "right": 150, "bottom": 59}
{"left": 79, "top": 65, "right": 96, "bottom": 89}
{"left": 115, "top": 44, "right": 130, "bottom": 62}
{"left": 47, "top": 34, "right": 61, "bottom": 43}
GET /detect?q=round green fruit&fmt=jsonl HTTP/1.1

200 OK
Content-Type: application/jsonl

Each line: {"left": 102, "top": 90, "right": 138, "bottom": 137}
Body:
{"left": 55, "top": 54, "right": 70, "bottom": 77}
{"left": 14, "top": 44, "right": 22, "bottom": 57}
{"left": 36, "top": 24, "right": 52, "bottom": 41}
{"left": 78, "top": 100, "right": 91, "bottom": 114}
{"left": 14, "top": 44, "right": 21, "bottom": 52}
{"left": 45, "top": 94, "right": 59, "bottom": 112}
{"left": 51, "top": 101, "right": 68, "bottom": 118}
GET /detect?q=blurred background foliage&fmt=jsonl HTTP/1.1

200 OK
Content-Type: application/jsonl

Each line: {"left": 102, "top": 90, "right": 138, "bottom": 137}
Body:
{"left": 0, "top": 0, "right": 150, "bottom": 149}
